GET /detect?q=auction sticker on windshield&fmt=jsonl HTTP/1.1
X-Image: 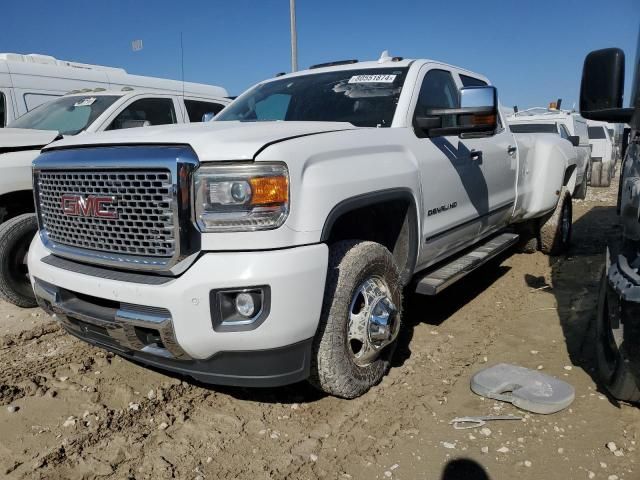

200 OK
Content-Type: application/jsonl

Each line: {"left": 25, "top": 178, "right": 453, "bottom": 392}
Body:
{"left": 74, "top": 97, "right": 96, "bottom": 107}
{"left": 348, "top": 74, "right": 397, "bottom": 84}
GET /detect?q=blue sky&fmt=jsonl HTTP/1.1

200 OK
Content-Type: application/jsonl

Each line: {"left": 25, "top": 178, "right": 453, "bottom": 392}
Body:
{"left": 3, "top": 0, "right": 639, "bottom": 109}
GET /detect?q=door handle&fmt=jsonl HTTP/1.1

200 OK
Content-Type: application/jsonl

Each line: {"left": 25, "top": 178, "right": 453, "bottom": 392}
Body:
{"left": 507, "top": 145, "right": 517, "bottom": 155}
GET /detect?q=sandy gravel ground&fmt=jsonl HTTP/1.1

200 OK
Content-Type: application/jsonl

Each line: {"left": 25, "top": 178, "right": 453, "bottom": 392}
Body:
{"left": 0, "top": 177, "right": 638, "bottom": 480}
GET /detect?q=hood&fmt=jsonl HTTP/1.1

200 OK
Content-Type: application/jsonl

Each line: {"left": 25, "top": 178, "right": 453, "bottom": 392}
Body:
{"left": 43, "top": 121, "right": 358, "bottom": 160}
{"left": 0, "top": 128, "right": 60, "bottom": 153}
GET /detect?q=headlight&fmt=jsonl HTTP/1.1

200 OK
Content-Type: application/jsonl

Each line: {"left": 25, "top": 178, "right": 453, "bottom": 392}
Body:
{"left": 194, "top": 163, "right": 289, "bottom": 232}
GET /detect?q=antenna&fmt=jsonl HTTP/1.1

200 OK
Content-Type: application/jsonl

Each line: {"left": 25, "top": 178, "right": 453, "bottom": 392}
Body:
{"left": 290, "top": 0, "right": 298, "bottom": 72}
{"left": 180, "top": 32, "right": 185, "bottom": 99}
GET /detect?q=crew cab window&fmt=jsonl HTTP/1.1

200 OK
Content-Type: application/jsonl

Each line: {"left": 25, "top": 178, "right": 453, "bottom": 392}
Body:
{"left": 108, "top": 98, "right": 177, "bottom": 130}
{"left": 460, "top": 75, "right": 488, "bottom": 87}
{"left": 588, "top": 126, "right": 607, "bottom": 139}
{"left": 509, "top": 123, "right": 558, "bottom": 134}
{"left": 414, "top": 69, "right": 459, "bottom": 129}
{"left": 184, "top": 100, "right": 226, "bottom": 122}
{"left": 0, "top": 93, "right": 5, "bottom": 127}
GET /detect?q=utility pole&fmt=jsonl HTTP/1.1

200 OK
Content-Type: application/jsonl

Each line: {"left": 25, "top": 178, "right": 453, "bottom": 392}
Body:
{"left": 290, "top": 0, "right": 298, "bottom": 72}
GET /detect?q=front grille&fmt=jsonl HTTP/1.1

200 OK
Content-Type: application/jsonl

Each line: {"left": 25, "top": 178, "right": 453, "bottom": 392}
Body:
{"left": 37, "top": 170, "right": 175, "bottom": 257}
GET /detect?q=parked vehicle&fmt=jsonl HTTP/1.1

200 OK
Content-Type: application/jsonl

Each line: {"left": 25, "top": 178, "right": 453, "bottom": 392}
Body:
{"left": 580, "top": 39, "right": 640, "bottom": 402}
{"left": 587, "top": 119, "right": 616, "bottom": 186}
{"left": 507, "top": 108, "right": 591, "bottom": 198}
{"left": 0, "top": 89, "right": 230, "bottom": 307}
{"left": 0, "top": 52, "right": 229, "bottom": 127}
{"left": 28, "top": 53, "right": 577, "bottom": 398}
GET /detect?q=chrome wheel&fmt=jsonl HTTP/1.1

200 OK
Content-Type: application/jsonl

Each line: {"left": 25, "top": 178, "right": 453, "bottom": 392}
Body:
{"left": 347, "top": 276, "right": 399, "bottom": 367}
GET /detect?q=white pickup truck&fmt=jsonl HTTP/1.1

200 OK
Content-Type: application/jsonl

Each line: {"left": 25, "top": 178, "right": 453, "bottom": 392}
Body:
{"left": 0, "top": 89, "right": 230, "bottom": 307}
{"left": 28, "top": 54, "right": 578, "bottom": 398}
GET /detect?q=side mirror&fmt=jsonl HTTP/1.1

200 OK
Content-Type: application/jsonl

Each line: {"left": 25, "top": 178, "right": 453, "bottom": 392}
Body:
{"left": 415, "top": 86, "right": 498, "bottom": 138}
{"left": 568, "top": 135, "right": 580, "bottom": 147}
{"left": 202, "top": 112, "right": 216, "bottom": 122}
{"left": 580, "top": 48, "right": 632, "bottom": 122}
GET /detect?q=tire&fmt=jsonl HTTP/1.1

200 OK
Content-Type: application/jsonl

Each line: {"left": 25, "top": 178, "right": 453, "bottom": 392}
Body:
{"left": 539, "top": 187, "right": 572, "bottom": 256}
{"left": 573, "top": 173, "right": 588, "bottom": 200}
{"left": 0, "top": 213, "right": 38, "bottom": 308}
{"left": 309, "top": 240, "right": 402, "bottom": 398}
{"left": 595, "top": 269, "right": 640, "bottom": 402}
{"left": 601, "top": 163, "right": 612, "bottom": 187}
{"left": 591, "top": 161, "right": 602, "bottom": 187}
{"left": 591, "top": 161, "right": 611, "bottom": 187}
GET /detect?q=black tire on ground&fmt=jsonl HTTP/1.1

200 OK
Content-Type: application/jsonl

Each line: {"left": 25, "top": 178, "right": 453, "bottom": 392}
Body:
{"left": 309, "top": 240, "right": 402, "bottom": 398}
{"left": 573, "top": 173, "right": 588, "bottom": 200}
{"left": 595, "top": 268, "right": 640, "bottom": 402}
{"left": 539, "top": 187, "right": 572, "bottom": 256}
{"left": 0, "top": 213, "right": 38, "bottom": 308}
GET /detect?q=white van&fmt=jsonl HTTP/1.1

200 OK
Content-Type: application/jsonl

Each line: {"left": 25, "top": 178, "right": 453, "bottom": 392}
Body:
{"left": 0, "top": 52, "right": 229, "bottom": 127}
{"left": 587, "top": 120, "right": 615, "bottom": 187}
{"left": 507, "top": 107, "right": 591, "bottom": 198}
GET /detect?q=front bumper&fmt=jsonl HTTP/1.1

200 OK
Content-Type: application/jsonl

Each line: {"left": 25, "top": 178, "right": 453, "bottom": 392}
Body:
{"left": 28, "top": 235, "right": 328, "bottom": 387}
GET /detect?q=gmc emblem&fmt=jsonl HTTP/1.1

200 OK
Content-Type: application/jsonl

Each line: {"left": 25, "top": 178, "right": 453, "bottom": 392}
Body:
{"left": 61, "top": 194, "right": 118, "bottom": 219}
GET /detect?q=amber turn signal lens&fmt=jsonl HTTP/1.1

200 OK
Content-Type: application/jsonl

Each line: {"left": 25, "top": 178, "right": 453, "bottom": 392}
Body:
{"left": 249, "top": 176, "right": 288, "bottom": 205}
{"left": 472, "top": 114, "right": 496, "bottom": 126}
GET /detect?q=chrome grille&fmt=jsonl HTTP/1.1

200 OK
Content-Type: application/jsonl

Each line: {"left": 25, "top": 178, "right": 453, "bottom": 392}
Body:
{"left": 37, "top": 170, "right": 175, "bottom": 257}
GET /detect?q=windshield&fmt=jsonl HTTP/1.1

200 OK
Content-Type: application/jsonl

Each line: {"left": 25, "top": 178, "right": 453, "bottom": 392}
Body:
{"left": 509, "top": 123, "right": 558, "bottom": 134}
{"left": 588, "top": 126, "right": 607, "bottom": 139}
{"left": 216, "top": 68, "right": 409, "bottom": 127}
{"left": 8, "top": 95, "right": 120, "bottom": 135}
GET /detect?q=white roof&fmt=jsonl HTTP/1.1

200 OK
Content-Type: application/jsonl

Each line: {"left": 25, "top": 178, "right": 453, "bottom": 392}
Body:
{"left": 0, "top": 52, "right": 126, "bottom": 74}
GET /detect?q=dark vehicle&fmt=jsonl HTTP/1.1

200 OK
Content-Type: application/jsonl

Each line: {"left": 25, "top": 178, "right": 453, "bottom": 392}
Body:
{"left": 580, "top": 33, "right": 640, "bottom": 401}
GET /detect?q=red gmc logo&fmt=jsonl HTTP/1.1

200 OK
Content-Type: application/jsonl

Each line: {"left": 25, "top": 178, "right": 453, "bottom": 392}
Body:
{"left": 61, "top": 194, "right": 118, "bottom": 219}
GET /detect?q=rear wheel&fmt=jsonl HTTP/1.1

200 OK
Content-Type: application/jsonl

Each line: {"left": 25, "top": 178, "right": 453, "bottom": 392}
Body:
{"left": 0, "top": 213, "right": 38, "bottom": 308}
{"left": 574, "top": 173, "right": 588, "bottom": 199}
{"left": 539, "top": 187, "right": 572, "bottom": 256}
{"left": 595, "top": 269, "right": 640, "bottom": 402}
{"left": 309, "top": 240, "right": 402, "bottom": 398}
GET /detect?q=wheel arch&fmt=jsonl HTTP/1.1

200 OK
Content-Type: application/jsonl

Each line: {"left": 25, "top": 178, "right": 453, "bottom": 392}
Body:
{"left": 320, "top": 188, "right": 419, "bottom": 285}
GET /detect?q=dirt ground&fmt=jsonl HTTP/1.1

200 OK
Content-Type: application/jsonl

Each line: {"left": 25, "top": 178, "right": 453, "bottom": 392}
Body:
{"left": 1, "top": 177, "right": 638, "bottom": 480}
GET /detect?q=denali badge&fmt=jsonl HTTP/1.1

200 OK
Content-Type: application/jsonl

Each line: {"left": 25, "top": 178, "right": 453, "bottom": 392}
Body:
{"left": 61, "top": 194, "right": 118, "bottom": 219}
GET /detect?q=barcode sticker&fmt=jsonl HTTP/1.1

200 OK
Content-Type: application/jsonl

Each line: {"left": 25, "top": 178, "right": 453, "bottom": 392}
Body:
{"left": 74, "top": 97, "right": 96, "bottom": 107}
{"left": 348, "top": 74, "right": 397, "bottom": 84}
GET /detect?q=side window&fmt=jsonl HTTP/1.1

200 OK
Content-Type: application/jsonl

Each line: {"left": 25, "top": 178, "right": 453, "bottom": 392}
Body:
{"left": 0, "top": 92, "right": 5, "bottom": 127}
{"left": 414, "top": 69, "right": 459, "bottom": 132}
{"left": 460, "top": 74, "right": 488, "bottom": 87}
{"left": 108, "top": 98, "right": 176, "bottom": 130}
{"left": 184, "top": 100, "right": 226, "bottom": 122}
{"left": 558, "top": 124, "right": 570, "bottom": 140}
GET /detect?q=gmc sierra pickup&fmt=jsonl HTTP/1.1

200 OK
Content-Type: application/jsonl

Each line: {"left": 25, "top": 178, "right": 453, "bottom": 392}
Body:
{"left": 27, "top": 53, "right": 578, "bottom": 398}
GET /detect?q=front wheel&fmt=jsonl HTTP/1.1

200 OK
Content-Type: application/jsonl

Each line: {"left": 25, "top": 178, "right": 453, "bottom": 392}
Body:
{"left": 309, "top": 241, "right": 402, "bottom": 398}
{"left": 0, "top": 213, "right": 38, "bottom": 308}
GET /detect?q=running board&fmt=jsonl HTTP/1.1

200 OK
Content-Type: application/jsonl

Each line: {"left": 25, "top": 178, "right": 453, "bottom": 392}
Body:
{"left": 415, "top": 232, "right": 519, "bottom": 296}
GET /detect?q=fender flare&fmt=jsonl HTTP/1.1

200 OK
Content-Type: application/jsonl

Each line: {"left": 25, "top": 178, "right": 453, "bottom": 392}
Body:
{"left": 320, "top": 187, "right": 419, "bottom": 284}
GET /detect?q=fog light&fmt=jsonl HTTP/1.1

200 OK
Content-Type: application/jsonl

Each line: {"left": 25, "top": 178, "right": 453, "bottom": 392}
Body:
{"left": 210, "top": 286, "right": 271, "bottom": 332}
{"left": 235, "top": 292, "right": 256, "bottom": 317}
